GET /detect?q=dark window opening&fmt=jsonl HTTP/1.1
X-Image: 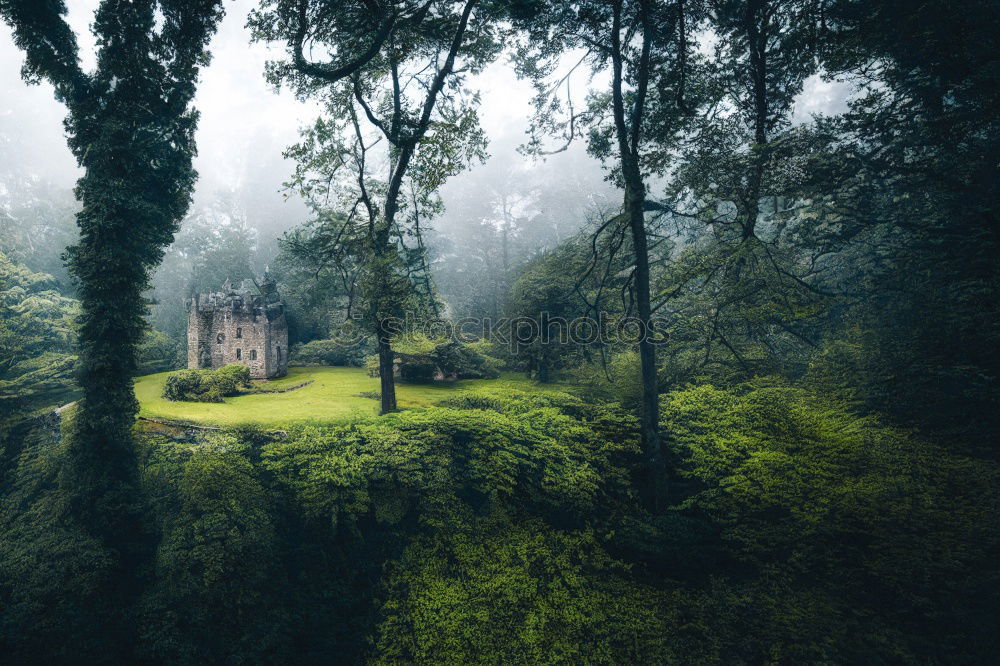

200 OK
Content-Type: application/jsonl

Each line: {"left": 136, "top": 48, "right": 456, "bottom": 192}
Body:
{"left": 277, "top": 346, "right": 282, "bottom": 362}
{"left": 216, "top": 333, "right": 224, "bottom": 344}
{"left": 236, "top": 349, "right": 241, "bottom": 360}
{"left": 236, "top": 327, "right": 242, "bottom": 339}
{"left": 249, "top": 349, "right": 257, "bottom": 360}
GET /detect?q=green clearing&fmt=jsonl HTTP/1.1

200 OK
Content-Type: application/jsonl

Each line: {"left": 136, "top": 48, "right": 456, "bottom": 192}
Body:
{"left": 134, "top": 366, "right": 560, "bottom": 427}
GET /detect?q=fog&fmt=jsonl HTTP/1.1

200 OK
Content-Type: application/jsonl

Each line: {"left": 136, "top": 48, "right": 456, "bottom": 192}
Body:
{"left": 1, "top": 0, "right": 849, "bottom": 306}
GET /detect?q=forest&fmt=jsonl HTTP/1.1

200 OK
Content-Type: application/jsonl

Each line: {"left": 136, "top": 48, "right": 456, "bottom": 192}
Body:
{"left": 0, "top": 0, "right": 998, "bottom": 663}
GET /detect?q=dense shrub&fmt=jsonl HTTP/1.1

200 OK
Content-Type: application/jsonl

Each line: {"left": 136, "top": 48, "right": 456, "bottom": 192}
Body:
{"left": 162, "top": 364, "right": 251, "bottom": 402}
{"left": 387, "top": 333, "right": 439, "bottom": 382}
{"left": 212, "top": 363, "right": 252, "bottom": 395}
{"left": 434, "top": 341, "right": 501, "bottom": 379}
{"left": 436, "top": 387, "right": 589, "bottom": 419}
{"left": 139, "top": 432, "right": 288, "bottom": 664}
{"left": 161, "top": 370, "right": 204, "bottom": 402}
{"left": 466, "top": 339, "right": 507, "bottom": 369}
{"left": 659, "top": 382, "right": 1000, "bottom": 661}
{"left": 291, "top": 338, "right": 371, "bottom": 367}
{"left": 261, "top": 400, "right": 618, "bottom": 527}
{"left": 398, "top": 356, "right": 438, "bottom": 381}
{"left": 252, "top": 384, "right": 999, "bottom": 662}
{"left": 373, "top": 520, "right": 678, "bottom": 664}
{"left": 367, "top": 334, "right": 501, "bottom": 381}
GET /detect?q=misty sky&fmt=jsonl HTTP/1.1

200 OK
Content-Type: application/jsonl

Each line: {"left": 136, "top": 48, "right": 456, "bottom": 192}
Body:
{"left": 1, "top": 1, "right": 850, "bottom": 229}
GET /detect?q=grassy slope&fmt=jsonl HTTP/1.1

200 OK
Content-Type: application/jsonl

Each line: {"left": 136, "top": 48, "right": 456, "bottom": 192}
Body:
{"left": 134, "top": 366, "right": 557, "bottom": 427}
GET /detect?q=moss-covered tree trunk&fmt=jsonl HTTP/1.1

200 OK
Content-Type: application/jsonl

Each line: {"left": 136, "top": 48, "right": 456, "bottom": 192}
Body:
{"left": 1, "top": 0, "right": 224, "bottom": 655}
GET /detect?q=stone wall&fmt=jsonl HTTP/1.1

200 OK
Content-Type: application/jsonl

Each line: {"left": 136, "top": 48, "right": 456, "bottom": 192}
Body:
{"left": 185, "top": 279, "right": 288, "bottom": 379}
{"left": 187, "top": 308, "right": 214, "bottom": 369}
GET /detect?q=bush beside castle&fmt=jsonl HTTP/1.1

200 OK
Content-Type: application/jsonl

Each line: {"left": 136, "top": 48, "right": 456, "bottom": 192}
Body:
{"left": 163, "top": 364, "right": 252, "bottom": 402}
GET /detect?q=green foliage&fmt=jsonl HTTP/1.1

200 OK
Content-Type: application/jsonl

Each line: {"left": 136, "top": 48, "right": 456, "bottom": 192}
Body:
{"left": 162, "top": 370, "right": 207, "bottom": 402}
{"left": 135, "top": 329, "right": 182, "bottom": 375}
{"left": 787, "top": 1, "right": 998, "bottom": 447}
{"left": 0, "top": 410, "right": 116, "bottom": 664}
{"left": 398, "top": 355, "right": 438, "bottom": 382}
{"left": 213, "top": 363, "right": 253, "bottom": 395}
{"left": 570, "top": 350, "right": 643, "bottom": 410}
{"left": 436, "top": 386, "right": 583, "bottom": 416}
{"left": 162, "top": 364, "right": 251, "bottom": 402}
{"left": 373, "top": 519, "right": 675, "bottom": 665}
{"left": 661, "top": 382, "right": 1000, "bottom": 661}
{"left": 434, "top": 341, "right": 501, "bottom": 380}
{"left": 392, "top": 332, "right": 439, "bottom": 381}
{"left": 261, "top": 401, "right": 613, "bottom": 530}
{"left": 269, "top": 221, "right": 356, "bottom": 345}
{"left": 649, "top": 237, "right": 831, "bottom": 388}
{"left": 0, "top": 252, "right": 78, "bottom": 423}
{"left": 291, "top": 338, "right": 371, "bottom": 367}
{"left": 391, "top": 332, "right": 440, "bottom": 357}
{"left": 366, "top": 333, "right": 502, "bottom": 382}
{"left": 505, "top": 241, "right": 592, "bottom": 381}
{"left": 139, "top": 434, "right": 288, "bottom": 664}
{"left": 2, "top": 379, "right": 998, "bottom": 663}
{"left": 466, "top": 339, "right": 507, "bottom": 368}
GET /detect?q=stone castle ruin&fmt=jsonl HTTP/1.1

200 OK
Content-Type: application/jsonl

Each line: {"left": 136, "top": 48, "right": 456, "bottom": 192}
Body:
{"left": 187, "top": 274, "right": 289, "bottom": 379}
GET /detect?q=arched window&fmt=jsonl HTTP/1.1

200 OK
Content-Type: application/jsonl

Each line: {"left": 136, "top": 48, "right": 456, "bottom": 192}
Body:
{"left": 216, "top": 332, "right": 224, "bottom": 344}
{"left": 249, "top": 349, "right": 257, "bottom": 360}
{"left": 236, "top": 327, "right": 242, "bottom": 339}
{"left": 276, "top": 346, "right": 282, "bottom": 363}
{"left": 236, "top": 349, "right": 241, "bottom": 360}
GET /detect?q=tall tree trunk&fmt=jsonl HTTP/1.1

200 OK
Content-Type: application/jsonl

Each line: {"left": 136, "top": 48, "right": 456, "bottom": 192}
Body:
{"left": 377, "top": 317, "right": 398, "bottom": 413}
{"left": 742, "top": 0, "right": 769, "bottom": 241}
{"left": 610, "top": 0, "right": 667, "bottom": 510}
{"left": 501, "top": 204, "right": 511, "bottom": 300}
{"left": 625, "top": 178, "right": 666, "bottom": 510}
{"left": 371, "top": 231, "right": 399, "bottom": 414}
{"left": 537, "top": 353, "right": 550, "bottom": 383}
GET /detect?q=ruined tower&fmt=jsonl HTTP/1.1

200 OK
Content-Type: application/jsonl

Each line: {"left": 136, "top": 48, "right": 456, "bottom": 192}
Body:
{"left": 186, "top": 274, "right": 289, "bottom": 379}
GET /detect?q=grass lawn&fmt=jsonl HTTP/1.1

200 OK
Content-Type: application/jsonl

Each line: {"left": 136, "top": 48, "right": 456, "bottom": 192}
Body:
{"left": 134, "top": 366, "right": 560, "bottom": 427}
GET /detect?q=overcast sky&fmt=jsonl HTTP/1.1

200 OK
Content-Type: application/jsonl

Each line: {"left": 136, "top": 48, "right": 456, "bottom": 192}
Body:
{"left": 0, "top": 1, "right": 543, "bottom": 194}
{"left": 0, "top": 0, "right": 849, "bottom": 221}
